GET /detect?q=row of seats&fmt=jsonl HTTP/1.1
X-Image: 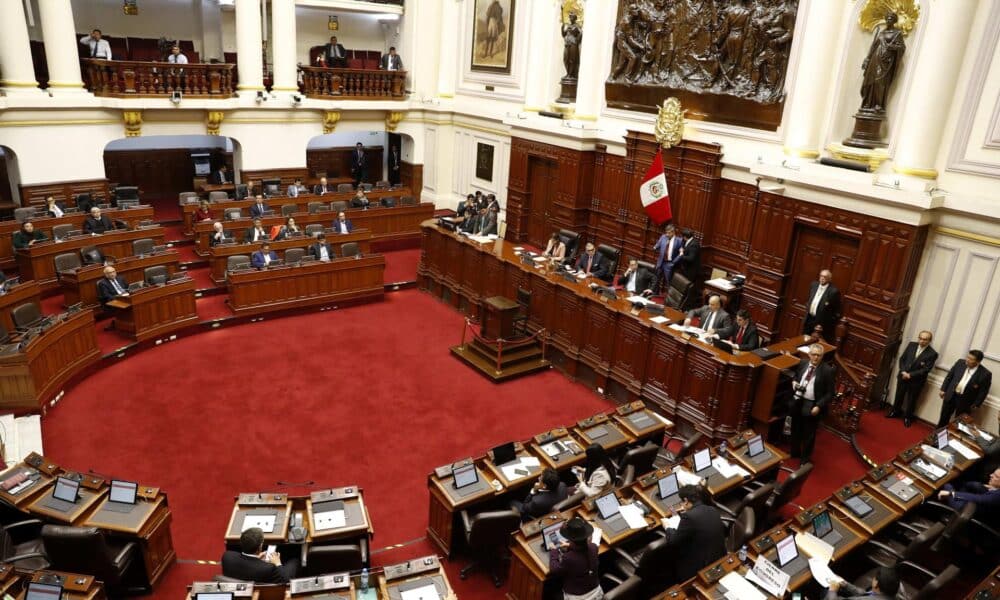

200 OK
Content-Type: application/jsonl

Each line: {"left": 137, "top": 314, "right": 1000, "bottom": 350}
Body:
{"left": 225, "top": 242, "right": 362, "bottom": 271}
{"left": 52, "top": 238, "right": 161, "bottom": 274}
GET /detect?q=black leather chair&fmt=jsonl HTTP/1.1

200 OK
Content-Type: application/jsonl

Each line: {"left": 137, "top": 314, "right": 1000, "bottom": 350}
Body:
{"left": 331, "top": 201, "right": 349, "bottom": 213}
{"left": 659, "top": 431, "right": 703, "bottom": 465}
{"left": 761, "top": 463, "right": 813, "bottom": 527}
{"left": 305, "top": 224, "right": 325, "bottom": 237}
{"left": 0, "top": 324, "right": 10, "bottom": 345}
{"left": 903, "top": 562, "right": 960, "bottom": 600}
{"left": 863, "top": 522, "right": 945, "bottom": 569}
{"left": 906, "top": 501, "right": 976, "bottom": 553}
{"left": 337, "top": 183, "right": 354, "bottom": 193}
{"left": 595, "top": 244, "right": 620, "bottom": 283}
{"left": 380, "top": 197, "right": 397, "bottom": 208}
{"left": 558, "top": 229, "right": 580, "bottom": 265}
{"left": 285, "top": 248, "right": 305, "bottom": 263}
{"left": 0, "top": 518, "right": 49, "bottom": 570}
{"left": 132, "top": 238, "right": 155, "bottom": 256}
{"left": 614, "top": 443, "right": 659, "bottom": 486}
{"left": 602, "top": 574, "right": 641, "bottom": 600}
{"left": 716, "top": 482, "right": 775, "bottom": 529}
{"left": 665, "top": 272, "right": 695, "bottom": 311}
{"left": 400, "top": 196, "right": 417, "bottom": 207}
{"left": 54, "top": 252, "right": 82, "bottom": 274}
{"left": 723, "top": 506, "right": 756, "bottom": 553}
{"left": 226, "top": 256, "right": 251, "bottom": 282}
{"left": 52, "top": 224, "right": 75, "bottom": 240}
{"left": 14, "top": 208, "right": 36, "bottom": 223}
{"left": 144, "top": 266, "right": 168, "bottom": 285}
{"left": 341, "top": 242, "right": 361, "bottom": 258}
{"left": 458, "top": 509, "right": 520, "bottom": 587}
{"left": 609, "top": 536, "right": 674, "bottom": 594}
{"left": 305, "top": 537, "right": 369, "bottom": 575}
{"left": 42, "top": 525, "right": 146, "bottom": 594}
{"left": 80, "top": 245, "right": 105, "bottom": 266}
{"left": 636, "top": 259, "right": 657, "bottom": 291}
{"left": 512, "top": 287, "right": 531, "bottom": 335}
{"left": 12, "top": 303, "right": 43, "bottom": 331}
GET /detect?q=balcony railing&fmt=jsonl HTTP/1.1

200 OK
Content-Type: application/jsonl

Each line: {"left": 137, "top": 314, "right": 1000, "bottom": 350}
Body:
{"left": 299, "top": 67, "right": 406, "bottom": 100}
{"left": 82, "top": 59, "right": 235, "bottom": 98}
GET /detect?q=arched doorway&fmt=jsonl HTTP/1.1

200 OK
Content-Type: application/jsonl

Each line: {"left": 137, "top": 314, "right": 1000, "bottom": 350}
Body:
{"left": 306, "top": 131, "right": 387, "bottom": 186}
{"left": 0, "top": 146, "right": 23, "bottom": 217}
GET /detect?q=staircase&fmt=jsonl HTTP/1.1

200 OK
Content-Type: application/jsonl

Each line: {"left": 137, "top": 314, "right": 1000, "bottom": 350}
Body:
{"left": 450, "top": 321, "right": 551, "bottom": 382}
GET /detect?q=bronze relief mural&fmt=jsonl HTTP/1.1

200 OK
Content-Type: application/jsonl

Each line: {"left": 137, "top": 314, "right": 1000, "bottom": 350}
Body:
{"left": 606, "top": 0, "right": 798, "bottom": 130}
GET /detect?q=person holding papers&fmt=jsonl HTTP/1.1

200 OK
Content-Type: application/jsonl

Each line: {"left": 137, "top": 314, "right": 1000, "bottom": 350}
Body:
{"left": 574, "top": 243, "right": 608, "bottom": 281}
{"left": 544, "top": 232, "right": 567, "bottom": 261}
{"left": 572, "top": 444, "right": 616, "bottom": 498}
{"left": 548, "top": 516, "right": 602, "bottom": 600}
{"left": 827, "top": 566, "right": 899, "bottom": 600}
{"left": 662, "top": 484, "right": 726, "bottom": 582}
{"left": 684, "top": 295, "right": 734, "bottom": 340}
{"left": 723, "top": 309, "right": 760, "bottom": 351}
{"left": 617, "top": 259, "right": 654, "bottom": 296}
{"left": 309, "top": 234, "right": 336, "bottom": 262}
{"left": 251, "top": 242, "right": 279, "bottom": 269}
{"left": 512, "top": 468, "right": 568, "bottom": 522}
{"left": 790, "top": 343, "right": 834, "bottom": 461}
{"left": 222, "top": 527, "right": 298, "bottom": 583}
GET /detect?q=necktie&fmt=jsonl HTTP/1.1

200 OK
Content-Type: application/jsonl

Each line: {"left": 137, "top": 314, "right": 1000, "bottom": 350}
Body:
{"left": 111, "top": 278, "right": 124, "bottom": 294}
{"left": 736, "top": 326, "right": 745, "bottom": 344}
{"left": 586, "top": 256, "right": 592, "bottom": 275}
{"left": 704, "top": 312, "right": 715, "bottom": 332}
{"left": 805, "top": 366, "right": 816, "bottom": 382}
{"left": 90, "top": 43, "right": 96, "bottom": 58}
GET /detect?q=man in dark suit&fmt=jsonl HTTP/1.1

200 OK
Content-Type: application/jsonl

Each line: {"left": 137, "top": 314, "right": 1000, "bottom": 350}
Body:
{"left": 472, "top": 207, "right": 497, "bottom": 236}
{"left": 245, "top": 218, "right": 269, "bottom": 243}
{"left": 803, "top": 269, "right": 841, "bottom": 343}
{"left": 653, "top": 224, "right": 683, "bottom": 288}
{"left": 210, "top": 165, "right": 231, "bottom": 185}
{"left": 723, "top": 309, "right": 760, "bottom": 351}
{"left": 511, "top": 468, "right": 568, "bottom": 523}
{"left": 684, "top": 295, "right": 734, "bottom": 340}
{"left": 827, "top": 567, "right": 899, "bottom": 600}
{"left": 575, "top": 243, "right": 608, "bottom": 280}
{"left": 888, "top": 330, "right": 938, "bottom": 427}
{"left": 350, "top": 189, "right": 370, "bottom": 209}
{"left": 380, "top": 46, "right": 403, "bottom": 71}
{"left": 663, "top": 485, "right": 726, "bottom": 582}
{"left": 618, "top": 259, "right": 654, "bottom": 296}
{"left": 938, "top": 350, "right": 993, "bottom": 427}
{"left": 332, "top": 211, "right": 353, "bottom": 234}
{"left": 938, "top": 467, "right": 1000, "bottom": 527}
{"left": 251, "top": 242, "right": 278, "bottom": 269}
{"left": 323, "top": 36, "right": 346, "bottom": 67}
{"left": 209, "top": 222, "right": 229, "bottom": 247}
{"left": 678, "top": 229, "right": 701, "bottom": 282}
{"left": 309, "top": 234, "right": 336, "bottom": 261}
{"left": 313, "top": 177, "right": 332, "bottom": 196}
{"left": 388, "top": 146, "right": 402, "bottom": 186}
{"left": 249, "top": 195, "right": 270, "bottom": 218}
{"left": 351, "top": 143, "right": 368, "bottom": 187}
{"left": 97, "top": 266, "right": 129, "bottom": 306}
{"left": 790, "top": 343, "right": 834, "bottom": 461}
{"left": 83, "top": 207, "right": 114, "bottom": 234}
{"left": 221, "top": 527, "right": 298, "bottom": 584}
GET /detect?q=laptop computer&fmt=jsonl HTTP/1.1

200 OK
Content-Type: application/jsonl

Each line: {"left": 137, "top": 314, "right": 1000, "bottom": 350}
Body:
{"left": 712, "top": 339, "right": 735, "bottom": 354}
{"left": 656, "top": 473, "right": 682, "bottom": 508}
{"left": 43, "top": 476, "right": 80, "bottom": 513}
{"left": 775, "top": 534, "right": 808, "bottom": 575}
{"left": 745, "top": 435, "right": 772, "bottom": 464}
{"left": 104, "top": 479, "right": 138, "bottom": 514}
{"left": 692, "top": 448, "right": 719, "bottom": 479}
{"left": 25, "top": 582, "right": 63, "bottom": 600}
{"left": 811, "top": 510, "right": 843, "bottom": 546}
{"left": 595, "top": 492, "right": 628, "bottom": 533}
{"left": 843, "top": 494, "right": 874, "bottom": 517}
{"left": 452, "top": 463, "right": 480, "bottom": 496}
{"left": 492, "top": 442, "right": 517, "bottom": 466}
{"left": 541, "top": 520, "right": 567, "bottom": 551}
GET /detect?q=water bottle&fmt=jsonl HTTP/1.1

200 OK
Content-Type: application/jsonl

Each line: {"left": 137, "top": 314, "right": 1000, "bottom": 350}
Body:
{"left": 360, "top": 568, "right": 369, "bottom": 592}
{"left": 719, "top": 440, "right": 728, "bottom": 456}
{"left": 738, "top": 544, "right": 748, "bottom": 563}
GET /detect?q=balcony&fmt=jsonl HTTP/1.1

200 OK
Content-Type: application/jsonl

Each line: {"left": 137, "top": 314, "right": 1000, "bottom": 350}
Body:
{"left": 299, "top": 67, "right": 406, "bottom": 100}
{"left": 82, "top": 59, "right": 235, "bottom": 98}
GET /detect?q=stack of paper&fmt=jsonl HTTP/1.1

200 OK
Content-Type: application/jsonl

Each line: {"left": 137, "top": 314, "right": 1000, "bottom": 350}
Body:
{"left": 242, "top": 515, "right": 276, "bottom": 533}
{"left": 808, "top": 557, "right": 839, "bottom": 588}
{"left": 400, "top": 584, "right": 440, "bottom": 600}
{"left": 541, "top": 441, "right": 565, "bottom": 457}
{"left": 532, "top": 256, "right": 548, "bottom": 263}
{"left": 795, "top": 531, "right": 834, "bottom": 562}
{"left": 500, "top": 456, "right": 540, "bottom": 481}
{"left": 314, "top": 509, "right": 347, "bottom": 531}
{"left": 673, "top": 467, "right": 703, "bottom": 486}
{"left": 590, "top": 526, "right": 603, "bottom": 544}
{"left": 713, "top": 457, "right": 751, "bottom": 479}
{"left": 914, "top": 458, "right": 948, "bottom": 479}
{"left": 706, "top": 277, "right": 736, "bottom": 291}
{"left": 618, "top": 504, "right": 648, "bottom": 529}
{"left": 650, "top": 316, "right": 670, "bottom": 324}
{"left": 746, "top": 556, "right": 790, "bottom": 597}
{"left": 626, "top": 295, "right": 650, "bottom": 304}
{"left": 718, "top": 572, "right": 766, "bottom": 600}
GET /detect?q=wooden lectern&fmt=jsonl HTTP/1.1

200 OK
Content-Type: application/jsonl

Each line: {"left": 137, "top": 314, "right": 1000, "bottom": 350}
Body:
{"left": 480, "top": 296, "right": 519, "bottom": 340}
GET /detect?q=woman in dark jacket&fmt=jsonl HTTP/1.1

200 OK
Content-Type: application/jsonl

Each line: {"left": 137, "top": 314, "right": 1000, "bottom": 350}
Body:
{"left": 549, "top": 516, "right": 603, "bottom": 599}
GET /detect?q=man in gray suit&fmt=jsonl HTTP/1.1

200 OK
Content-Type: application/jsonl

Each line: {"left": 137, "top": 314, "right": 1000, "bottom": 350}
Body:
{"left": 684, "top": 295, "right": 734, "bottom": 340}
{"left": 473, "top": 206, "right": 498, "bottom": 236}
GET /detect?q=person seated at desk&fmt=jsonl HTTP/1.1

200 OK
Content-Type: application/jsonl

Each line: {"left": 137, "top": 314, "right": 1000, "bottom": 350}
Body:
{"left": 548, "top": 516, "right": 601, "bottom": 600}
{"left": 938, "top": 468, "right": 1000, "bottom": 525}
{"left": 251, "top": 242, "right": 279, "bottom": 269}
{"left": 46, "top": 196, "right": 66, "bottom": 218}
{"left": 617, "top": 259, "right": 654, "bottom": 296}
{"left": 97, "top": 266, "right": 129, "bottom": 306}
{"left": 83, "top": 207, "right": 114, "bottom": 234}
{"left": 309, "top": 234, "right": 336, "bottom": 262}
{"left": 209, "top": 222, "right": 229, "bottom": 247}
{"left": 287, "top": 178, "right": 306, "bottom": 198}
{"left": 210, "top": 165, "right": 231, "bottom": 185}
{"left": 827, "top": 566, "right": 899, "bottom": 600}
{"left": 194, "top": 200, "right": 213, "bottom": 222}
{"left": 458, "top": 205, "right": 479, "bottom": 233}
{"left": 222, "top": 527, "right": 299, "bottom": 584}
{"left": 684, "top": 295, "right": 734, "bottom": 341}
{"left": 313, "top": 177, "right": 332, "bottom": 196}
{"left": 486, "top": 194, "right": 500, "bottom": 213}
{"left": 721, "top": 309, "right": 759, "bottom": 351}
{"left": 511, "top": 468, "right": 568, "bottom": 522}
{"left": 249, "top": 195, "right": 270, "bottom": 218}
{"left": 571, "top": 443, "right": 616, "bottom": 499}
{"left": 663, "top": 484, "right": 726, "bottom": 583}
{"left": 13, "top": 221, "right": 47, "bottom": 249}
{"left": 274, "top": 217, "right": 301, "bottom": 240}
{"left": 473, "top": 190, "right": 485, "bottom": 210}
{"left": 245, "top": 218, "right": 269, "bottom": 243}
{"left": 471, "top": 206, "right": 498, "bottom": 236}
{"left": 350, "top": 188, "right": 370, "bottom": 209}
{"left": 333, "top": 211, "right": 353, "bottom": 234}
{"left": 574, "top": 243, "right": 608, "bottom": 281}
{"left": 544, "top": 232, "right": 566, "bottom": 261}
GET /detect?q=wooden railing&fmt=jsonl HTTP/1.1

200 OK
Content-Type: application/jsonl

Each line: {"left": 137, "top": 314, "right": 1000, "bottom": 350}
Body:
{"left": 299, "top": 67, "right": 406, "bottom": 100}
{"left": 828, "top": 354, "right": 878, "bottom": 438}
{"left": 82, "top": 59, "right": 235, "bottom": 98}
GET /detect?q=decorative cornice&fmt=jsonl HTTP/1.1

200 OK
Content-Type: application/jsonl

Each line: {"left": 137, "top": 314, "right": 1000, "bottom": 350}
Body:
{"left": 206, "top": 111, "right": 224, "bottom": 135}
{"left": 123, "top": 111, "right": 142, "bottom": 137}
{"left": 323, "top": 111, "right": 341, "bottom": 134}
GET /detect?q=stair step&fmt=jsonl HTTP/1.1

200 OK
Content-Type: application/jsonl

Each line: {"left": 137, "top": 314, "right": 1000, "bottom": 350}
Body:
{"left": 450, "top": 344, "right": 551, "bottom": 382}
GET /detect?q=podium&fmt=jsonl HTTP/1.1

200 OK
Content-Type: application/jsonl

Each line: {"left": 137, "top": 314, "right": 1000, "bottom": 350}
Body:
{"left": 481, "top": 296, "right": 519, "bottom": 339}
{"left": 450, "top": 295, "right": 550, "bottom": 382}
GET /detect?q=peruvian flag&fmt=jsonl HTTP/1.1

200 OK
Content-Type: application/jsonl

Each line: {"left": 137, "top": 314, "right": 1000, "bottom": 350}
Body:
{"left": 639, "top": 149, "right": 672, "bottom": 224}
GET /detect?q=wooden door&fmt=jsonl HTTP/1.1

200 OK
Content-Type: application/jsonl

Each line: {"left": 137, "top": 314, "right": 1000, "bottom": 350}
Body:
{"left": 777, "top": 226, "right": 858, "bottom": 339}
{"left": 527, "top": 157, "right": 557, "bottom": 247}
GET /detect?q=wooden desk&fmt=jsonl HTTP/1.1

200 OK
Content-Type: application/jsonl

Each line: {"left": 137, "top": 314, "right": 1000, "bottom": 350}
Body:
{"left": 84, "top": 490, "right": 176, "bottom": 587}
{"left": 507, "top": 511, "right": 589, "bottom": 600}
{"left": 225, "top": 493, "right": 292, "bottom": 544}
{"left": 0, "top": 280, "right": 42, "bottom": 332}
{"left": 0, "top": 310, "right": 101, "bottom": 411}
{"left": 0, "top": 205, "right": 154, "bottom": 270}
{"left": 106, "top": 277, "right": 198, "bottom": 342}
{"left": 27, "top": 482, "right": 106, "bottom": 524}
{"left": 19, "top": 570, "right": 106, "bottom": 600}
{"left": 61, "top": 251, "right": 180, "bottom": 309}
{"left": 529, "top": 433, "right": 586, "bottom": 472}
{"left": 863, "top": 463, "right": 933, "bottom": 512}
{"left": 828, "top": 486, "right": 901, "bottom": 536}
{"left": 426, "top": 462, "right": 497, "bottom": 557}
{"left": 682, "top": 452, "right": 749, "bottom": 497}
{"left": 304, "top": 487, "right": 372, "bottom": 543}
{"left": 0, "top": 454, "right": 56, "bottom": 508}
{"left": 613, "top": 405, "right": 670, "bottom": 443}
{"left": 482, "top": 446, "right": 543, "bottom": 490}
{"left": 726, "top": 435, "right": 788, "bottom": 480}
{"left": 379, "top": 555, "right": 454, "bottom": 600}
{"left": 894, "top": 444, "right": 960, "bottom": 490}
{"left": 208, "top": 230, "right": 372, "bottom": 285}
{"left": 226, "top": 254, "right": 385, "bottom": 316}
{"left": 572, "top": 414, "right": 631, "bottom": 452}
{"left": 188, "top": 581, "right": 258, "bottom": 600}
{"left": 633, "top": 468, "right": 690, "bottom": 517}
{"left": 965, "top": 565, "right": 1000, "bottom": 600}
{"left": 790, "top": 502, "right": 868, "bottom": 561}
{"left": 15, "top": 227, "right": 166, "bottom": 291}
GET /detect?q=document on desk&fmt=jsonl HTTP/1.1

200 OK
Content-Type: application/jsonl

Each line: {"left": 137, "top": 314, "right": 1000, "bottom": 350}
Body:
{"left": 914, "top": 458, "right": 947, "bottom": 480}
{"left": 532, "top": 256, "right": 548, "bottom": 263}
{"left": 649, "top": 316, "right": 670, "bottom": 324}
{"left": 400, "top": 584, "right": 440, "bottom": 600}
{"left": 500, "top": 458, "right": 535, "bottom": 481}
{"left": 796, "top": 345, "right": 811, "bottom": 354}
{"left": 745, "top": 556, "right": 789, "bottom": 597}
{"left": 948, "top": 439, "right": 980, "bottom": 460}
{"left": 541, "top": 441, "right": 565, "bottom": 457}
{"left": 958, "top": 422, "right": 995, "bottom": 442}
{"left": 618, "top": 504, "right": 648, "bottom": 529}
{"left": 242, "top": 515, "right": 276, "bottom": 533}
{"left": 712, "top": 457, "right": 750, "bottom": 479}
{"left": 673, "top": 467, "right": 703, "bottom": 486}
{"left": 706, "top": 277, "right": 736, "bottom": 291}
{"left": 718, "top": 572, "right": 766, "bottom": 600}
{"left": 661, "top": 515, "right": 681, "bottom": 530}
{"left": 314, "top": 509, "right": 347, "bottom": 531}
{"left": 626, "top": 295, "right": 649, "bottom": 304}
{"left": 795, "top": 531, "right": 834, "bottom": 563}
{"left": 575, "top": 273, "right": 588, "bottom": 279}
{"left": 808, "top": 557, "right": 839, "bottom": 588}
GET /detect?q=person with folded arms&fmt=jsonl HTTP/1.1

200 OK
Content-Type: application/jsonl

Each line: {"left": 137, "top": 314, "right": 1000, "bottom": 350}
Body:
{"left": 13, "top": 221, "right": 47, "bottom": 249}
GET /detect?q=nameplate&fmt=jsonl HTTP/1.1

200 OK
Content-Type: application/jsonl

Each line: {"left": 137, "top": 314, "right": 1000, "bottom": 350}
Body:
{"left": 237, "top": 493, "right": 287, "bottom": 505}
{"left": 310, "top": 487, "right": 359, "bottom": 502}
{"left": 384, "top": 556, "right": 439, "bottom": 581}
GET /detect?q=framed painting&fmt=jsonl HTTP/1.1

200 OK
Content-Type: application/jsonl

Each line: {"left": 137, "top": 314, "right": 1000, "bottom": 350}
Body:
{"left": 471, "top": 0, "right": 515, "bottom": 74}
{"left": 476, "top": 143, "right": 494, "bottom": 181}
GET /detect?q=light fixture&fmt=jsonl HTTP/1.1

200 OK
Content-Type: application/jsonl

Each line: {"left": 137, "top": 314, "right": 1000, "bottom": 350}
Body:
{"left": 291, "top": 94, "right": 303, "bottom": 105}
{"left": 170, "top": 91, "right": 182, "bottom": 105}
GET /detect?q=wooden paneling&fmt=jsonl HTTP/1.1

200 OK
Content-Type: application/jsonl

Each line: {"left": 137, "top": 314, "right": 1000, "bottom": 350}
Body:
{"left": 399, "top": 162, "right": 422, "bottom": 203}
{"left": 240, "top": 167, "right": 310, "bottom": 188}
{"left": 104, "top": 149, "right": 230, "bottom": 199}
{"left": 306, "top": 146, "right": 383, "bottom": 181}
{"left": 19, "top": 178, "right": 109, "bottom": 207}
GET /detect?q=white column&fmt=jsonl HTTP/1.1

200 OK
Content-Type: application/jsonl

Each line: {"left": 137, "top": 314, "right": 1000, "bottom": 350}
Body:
{"left": 574, "top": 0, "right": 617, "bottom": 119}
{"left": 436, "top": 0, "right": 459, "bottom": 98}
{"left": 783, "top": 1, "right": 851, "bottom": 157}
{"left": 522, "top": 0, "right": 557, "bottom": 111}
{"left": 37, "top": 0, "right": 85, "bottom": 93}
{"left": 235, "top": 0, "right": 264, "bottom": 94}
{"left": 200, "top": 0, "right": 224, "bottom": 63}
{"left": 892, "top": 1, "right": 978, "bottom": 179}
{"left": 0, "top": 0, "right": 41, "bottom": 93}
{"left": 270, "top": 0, "right": 297, "bottom": 94}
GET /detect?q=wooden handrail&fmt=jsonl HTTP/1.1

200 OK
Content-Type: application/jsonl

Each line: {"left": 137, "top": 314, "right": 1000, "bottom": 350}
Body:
{"left": 82, "top": 59, "right": 235, "bottom": 98}
{"left": 299, "top": 66, "right": 406, "bottom": 100}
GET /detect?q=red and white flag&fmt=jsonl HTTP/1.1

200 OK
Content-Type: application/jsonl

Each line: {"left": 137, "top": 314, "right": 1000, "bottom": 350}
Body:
{"left": 639, "top": 149, "right": 672, "bottom": 224}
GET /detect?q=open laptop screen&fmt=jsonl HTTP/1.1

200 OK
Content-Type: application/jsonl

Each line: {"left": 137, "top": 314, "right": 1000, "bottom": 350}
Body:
{"left": 812, "top": 510, "right": 833, "bottom": 539}
{"left": 595, "top": 493, "right": 621, "bottom": 519}
{"left": 109, "top": 480, "right": 138, "bottom": 504}
{"left": 452, "top": 464, "right": 478, "bottom": 489}
{"left": 52, "top": 477, "right": 79, "bottom": 503}
{"left": 693, "top": 448, "right": 712, "bottom": 473}
{"left": 657, "top": 473, "right": 679, "bottom": 499}
{"left": 747, "top": 435, "right": 765, "bottom": 457}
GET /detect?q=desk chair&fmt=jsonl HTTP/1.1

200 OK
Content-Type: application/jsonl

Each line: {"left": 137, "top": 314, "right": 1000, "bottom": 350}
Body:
{"left": 552, "top": 489, "right": 586, "bottom": 513}
{"left": 226, "top": 256, "right": 251, "bottom": 280}
{"left": 308, "top": 202, "right": 328, "bottom": 215}
{"left": 401, "top": 195, "right": 417, "bottom": 207}
{"left": 381, "top": 197, "right": 397, "bottom": 208}
{"left": 54, "top": 253, "right": 83, "bottom": 275}
{"left": 337, "top": 183, "right": 354, "bottom": 193}
{"left": 905, "top": 501, "right": 976, "bottom": 555}
{"left": 132, "top": 238, "right": 155, "bottom": 256}
{"left": 52, "top": 224, "right": 75, "bottom": 240}
{"left": 224, "top": 208, "right": 243, "bottom": 220}
{"left": 285, "top": 248, "right": 305, "bottom": 263}
{"left": 209, "top": 191, "right": 229, "bottom": 202}
{"left": 715, "top": 482, "right": 774, "bottom": 530}
{"left": 722, "top": 506, "right": 755, "bottom": 553}
{"left": 341, "top": 242, "right": 360, "bottom": 258}
{"left": 375, "top": 180, "right": 390, "bottom": 189}
{"left": 330, "top": 201, "right": 348, "bottom": 213}
{"left": 41, "top": 525, "right": 146, "bottom": 595}
{"left": 903, "top": 562, "right": 961, "bottom": 600}
{"left": 659, "top": 431, "right": 703, "bottom": 465}
{"left": 304, "top": 537, "right": 369, "bottom": 575}
{"left": 665, "top": 272, "right": 695, "bottom": 311}
{"left": 144, "top": 266, "right": 168, "bottom": 285}
{"left": 458, "top": 509, "right": 519, "bottom": 587}
{"left": 213, "top": 576, "right": 286, "bottom": 600}
{"left": 760, "top": 463, "right": 813, "bottom": 527}
{"left": 14, "top": 208, "right": 35, "bottom": 223}
{"left": 11, "top": 303, "right": 43, "bottom": 332}
{"left": 512, "top": 287, "right": 531, "bottom": 335}
{"left": 305, "top": 224, "right": 324, "bottom": 237}
{"left": 80, "top": 245, "right": 105, "bottom": 266}
{"left": 558, "top": 229, "right": 580, "bottom": 266}
{"left": 601, "top": 574, "right": 641, "bottom": 600}
{"left": 360, "top": 183, "right": 373, "bottom": 192}
{"left": 608, "top": 536, "right": 674, "bottom": 595}
{"left": 614, "top": 443, "right": 660, "bottom": 485}
{"left": 178, "top": 191, "right": 198, "bottom": 205}
{"left": 0, "top": 518, "right": 49, "bottom": 570}
{"left": 0, "top": 324, "right": 10, "bottom": 346}
{"left": 281, "top": 204, "right": 297, "bottom": 217}
{"left": 863, "top": 522, "right": 945, "bottom": 570}
{"left": 596, "top": 244, "right": 621, "bottom": 283}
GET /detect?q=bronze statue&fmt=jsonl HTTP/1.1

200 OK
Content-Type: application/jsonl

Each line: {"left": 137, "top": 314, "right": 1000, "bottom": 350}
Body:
{"left": 562, "top": 13, "right": 582, "bottom": 80}
{"left": 715, "top": 0, "right": 751, "bottom": 86}
{"left": 859, "top": 11, "right": 905, "bottom": 113}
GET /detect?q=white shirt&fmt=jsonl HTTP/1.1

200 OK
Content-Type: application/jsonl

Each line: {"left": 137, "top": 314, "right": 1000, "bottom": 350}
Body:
{"left": 666, "top": 236, "right": 676, "bottom": 261}
{"left": 168, "top": 53, "right": 188, "bottom": 64}
{"left": 703, "top": 310, "right": 718, "bottom": 332}
{"left": 798, "top": 364, "right": 818, "bottom": 401}
{"left": 50, "top": 204, "right": 63, "bottom": 218}
{"left": 252, "top": 228, "right": 265, "bottom": 241}
{"left": 263, "top": 253, "right": 272, "bottom": 265}
{"left": 109, "top": 277, "right": 125, "bottom": 295}
{"left": 80, "top": 36, "right": 112, "bottom": 60}
{"left": 337, "top": 221, "right": 349, "bottom": 234}
{"left": 809, "top": 283, "right": 828, "bottom": 316}
{"left": 956, "top": 366, "right": 978, "bottom": 395}
{"left": 914, "top": 345, "right": 925, "bottom": 360}
{"left": 624, "top": 270, "right": 637, "bottom": 293}
{"left": 288, "top": 185, "right": 299, "bottom": 198}
{"left": 319, "top": 245, "right": 330, "bottom": 261}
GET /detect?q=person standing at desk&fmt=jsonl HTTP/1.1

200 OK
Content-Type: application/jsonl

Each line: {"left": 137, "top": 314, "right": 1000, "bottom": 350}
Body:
{"left": 790, "top": 343, "right": 834, "bottom": 461}
{"left": 46, "top": 196, "right": 66, "bottom": 218}
{"left": 380, "top": 47, "right": 404, "bottom": 71}
{"left": 12, "top": 222, "right": 47, "bottom": 249}
{"left": 512, "top": 468, "right": 568, "bottom": 522}
{"left": 888, "top": 330, "right": 938, "bottom": 427}
{"left": 84, "top": 207, "right": 114, "bottom": 234}
{"left": 333, "top": 212, "right": 353, "bottom": 234}
{"left": 549, "top": 516, "right": 602, "bottom": 600}
{"left": 678, "top": 228, "right": 701, "bottom": 281}
{"left": 653, "top": 223, "right": 683, "bottom": 287}
{"left": 222, "top": 527, "right": 298, "bottom": 584}
{"left": 97, "top": 266, "right": 129, "bottom": 307}
{"left": 802, "top": 269, "right": 841, "bottom": 343}
{"left": 572, "top": 444, "right": 615, "bottom": 498}
{"left": 388, "top": 146, "right": 402, "bottom": 186}
{"left": 937, "top": 349, "right": 992, "bottom": 427}
{"left": 351, "top": 143, "right": 368, "bottom": 188}
{"left": 662, "top": 484, "right": 726, "bottom": 583}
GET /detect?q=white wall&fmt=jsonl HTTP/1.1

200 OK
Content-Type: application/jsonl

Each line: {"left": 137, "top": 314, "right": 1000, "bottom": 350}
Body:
{"left": 307, "top": 131, "right": 385, "bottom": 149}
{"left": 106, "top": 135, "right": 233, "bottom": 151}
{"left": 45, "top": 0, "right": 206, "bottom": 50}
